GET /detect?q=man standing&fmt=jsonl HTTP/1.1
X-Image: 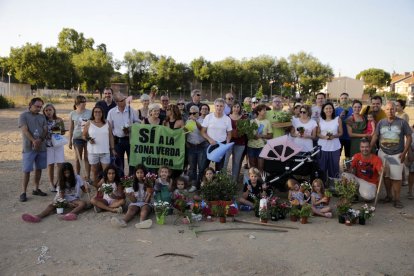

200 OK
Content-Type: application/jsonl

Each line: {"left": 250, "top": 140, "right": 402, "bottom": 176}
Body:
{"left": 95, "top": 87, "right": 116, "bottom": 119}
{"left": 335, "top": 92, "right": 353, "bottom": 161}
{"left": 159, "top": 95, "right": 169, "bottom": 122}
{"left": 107, "top": 92, "right": 140, "bottom": 176}
{"left": 360, "top": 95, "right": 386, "bottom": 122}
{"left": 370, "top": 102, "right": 412, "bottom": 208}
{"left": 266, "top": 96, "right": 287, "bottom": 138}
{"left": 311, "top": 92, "right": 326, "bottom": 122}
{"left": 224, "top": 92, "right": 234, "bottom": 115}
{"left": 18, "top": 98, "right": 48, "bottom": 202}
{"left": 185, "top": 89, "right": 202, "bottom": 112}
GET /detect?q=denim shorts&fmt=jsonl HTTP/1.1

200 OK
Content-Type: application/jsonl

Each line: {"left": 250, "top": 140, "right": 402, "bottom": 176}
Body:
{"left": 247, "top": 147, "right": 262, "bottom": 158}
{"left": 88, "top": 153, "right": 111, "bottom": 165}
{"left": 22, "top": 151, "right": 47, "bottom": 173}
{"left": 73, "top": 138, "right": 86, "bottom": 146}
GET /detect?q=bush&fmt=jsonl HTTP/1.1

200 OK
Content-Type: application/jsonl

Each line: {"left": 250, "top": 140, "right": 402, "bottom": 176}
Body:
{"left": 0, "top": 95, "right": 15, "bottom": 109}
{"left": 200, "top": 171, "right": 238, "bottom": 201}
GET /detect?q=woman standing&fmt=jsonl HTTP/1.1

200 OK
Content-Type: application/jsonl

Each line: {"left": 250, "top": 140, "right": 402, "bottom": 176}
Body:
{"left": 317, "top": 102, "right": 343, "bottom": 179}
{"left": 346, "top": 100, "right": 368, "bottom": 157}
{"left": 163, "top": 104, "right": 184, "bottom": 129}
{"left": 43, "top": 103, "right": 66, "bottom": 192}
{"left": 199, "top": 104, "right": 210, "bottom": 119}
{"left": 142, "top": 104, "right": 163, "bottom": 125}
{"left": 137, "top": 94, "right": 150, "bottom": 121}
{"left": 69, "top": 95, "right": 92, "bottom": 180}
{"left": 177, "top": 99, "right": 188, "bottom": 122}
{"left": 82, "top": 106, "right": 116, "bottom": 184}
{"left": 395, "top": 99, "right": 409, "bottom": 123}
{"left": 290, "top": 104, "right": 317, "bottom": 152}
{"left": 223, "top": 102, "right": 247, "bottom": 181}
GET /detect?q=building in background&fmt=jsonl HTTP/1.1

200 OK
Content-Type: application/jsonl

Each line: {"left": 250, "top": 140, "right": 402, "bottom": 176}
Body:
{"left": 326, "top": 76, "right": 364, "bottom": 100}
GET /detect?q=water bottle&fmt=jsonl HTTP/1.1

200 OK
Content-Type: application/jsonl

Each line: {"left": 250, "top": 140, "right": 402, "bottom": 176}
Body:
{"left": 32, "top": 129, "right": 39, "bottom": 150}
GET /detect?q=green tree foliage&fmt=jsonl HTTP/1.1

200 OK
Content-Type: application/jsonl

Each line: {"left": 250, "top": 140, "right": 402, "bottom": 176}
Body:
{"left": 190, "top": 56, "right": 211, "bottom": 82}
{"left": 124, "top": 50, "right": 158, "bottom": 91}
{"left": 356, "top": 68, "right": 391, "bottom": 88}
{"left": 150, "top": 56, "right": 191, "bottom": 92}
{"left": 57, "top": 28, "right": 94, "bottom": 54}
{"left": 44, "top": 47, "right": 75, "bottom": 88}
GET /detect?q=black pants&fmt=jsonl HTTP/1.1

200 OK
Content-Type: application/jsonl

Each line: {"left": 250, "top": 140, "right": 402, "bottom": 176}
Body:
{"left": 114, "top": 136, "right": 133, "bottom": 176}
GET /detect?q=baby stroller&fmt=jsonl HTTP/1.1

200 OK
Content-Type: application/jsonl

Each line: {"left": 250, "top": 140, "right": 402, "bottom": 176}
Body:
{"left": 260, "top": 135, "right": 323, "bottom": 192}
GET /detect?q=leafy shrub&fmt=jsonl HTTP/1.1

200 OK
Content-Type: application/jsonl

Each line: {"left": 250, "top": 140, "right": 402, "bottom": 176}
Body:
{"left": 0, "top": 95, "right": 15, "bottom": 109}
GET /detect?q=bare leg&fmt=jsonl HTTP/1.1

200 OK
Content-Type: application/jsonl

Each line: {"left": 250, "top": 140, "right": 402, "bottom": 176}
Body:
{"left": 238, "top": 197, "right": 254, "bottom": 207}
{"left": 90, "top": 164, "right": 99, "bottom": 183}
{"left": 34, "top": 169, "right": 42, "bottom": 190}
{"left": 91, "top": 198, "right": 115, "bottom": 212}
{"left": 124, "top": 205, "right": 139, "bottom": 223}
{"left": 258, "top": 158, "right": 264, "bottom": 173}
{"left": 392, "top": 180, "right": 402, "bottom": 201}
{"left": 68, "top": 200, "right": 86, "bottom": 214}
{"left": 55, "top": 163, "right": 62, "bottom": 185}
{"left": 83, "top": 146, "right": 91, "bottom": 180}
{"left": 409, "top": 172, "right": 414, "bottom": 195}
{"left": 249, "top": 157, "right": 258, "bottom": 170}
{"left": 36, "top": 203, "right": 56, "bottom": 218}
{"left": 139, "top": 205, "right": 151, "bottom": 222}
{"left": 384, "top": 177, "right": 392, "bottom": 199}
{"left": 74, "top": 144, "right": 82, "bottom": 175}
{"left": 48, "top": 164, "right": 55, "bottom": 188}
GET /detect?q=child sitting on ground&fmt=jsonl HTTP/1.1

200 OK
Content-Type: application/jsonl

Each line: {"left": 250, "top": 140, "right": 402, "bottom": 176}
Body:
{"left": 111, "top": 164, "right": 153, "bottom": 228}
{"left": 154, "top": 166, "right": 173, "bottom": 203}
{"left": 91, "top": 164, "right": 125, "bottom": 213}
{"left": 200, "top": 167, "right": 215, "bottom": 188}
{"left": 310, "top": 178, "right": 332, "bottom": 218}
{"left": 238, "top": 167, "right": 268, "bottom": 208}
{"left": 287, "top": 178, "right": 305, "bottom": 206}
{"left": 22, "top": 162, "right": 88, "bottom": 222}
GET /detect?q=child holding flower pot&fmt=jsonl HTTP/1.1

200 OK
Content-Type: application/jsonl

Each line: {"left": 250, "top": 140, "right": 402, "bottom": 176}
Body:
{"left": 238, "top": 167, "right": 269, "bottom": 208}
{"left": 154, "top": 166, "right": 173, "bottom": 203}
{"left": 91, "top": 165, "right": 125, "bottom": 214}
{"left": 310, "top": 178, "right": 332, "bottom": 218}
{"left": 22, "top": 162, "right": 88, "bottom": 222}
{"left": 111, "top": 164, "right": 153, "bottom": 228}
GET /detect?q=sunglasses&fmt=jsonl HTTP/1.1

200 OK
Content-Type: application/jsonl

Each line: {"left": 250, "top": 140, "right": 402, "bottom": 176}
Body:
{"left": 189, "top": 112, "right": 198, "bottom": 115}
{"left": 300, "top": 111, "right": 307, "bottom": 114}
{"left": 177, "top": 103, "right": 185, "bottom": 105}
{"left": 196, "top": 94, "right": 201, "bottom": 96}
{"left": 226, "top": 97, "right": 234, "bottom": 100}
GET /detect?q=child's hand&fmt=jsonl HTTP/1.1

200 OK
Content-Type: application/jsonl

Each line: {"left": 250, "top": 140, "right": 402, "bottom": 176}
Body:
{"left": 262, "top": 183, "right": 267, "bottom": 190}
{"left": 247, "top": 185, "right": 252, "bottom": 192}
{"left": 127, "top": 192, "right": 135, "bottom": 201}
{"left": 320, "top": 197, "right": 328, "bottom": 203}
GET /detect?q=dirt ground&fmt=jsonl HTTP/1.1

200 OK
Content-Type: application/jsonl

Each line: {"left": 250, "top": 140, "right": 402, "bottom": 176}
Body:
{"left": 1, "top": 102, "right": 414, "bottom": 276}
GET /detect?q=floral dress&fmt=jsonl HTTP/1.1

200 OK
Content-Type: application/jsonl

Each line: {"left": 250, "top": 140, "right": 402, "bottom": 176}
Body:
{"left": 346, "top": 115, "right": 367, "bottom": 157}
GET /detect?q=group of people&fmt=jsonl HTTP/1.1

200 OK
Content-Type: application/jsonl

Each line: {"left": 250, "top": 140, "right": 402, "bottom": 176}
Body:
{"left": 18, "top": 89, "right": 414, "bottom": 226}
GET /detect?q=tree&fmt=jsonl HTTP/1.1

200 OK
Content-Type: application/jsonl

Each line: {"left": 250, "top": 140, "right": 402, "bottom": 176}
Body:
{"left": 57, "top": 28, "right": 94, "bottom": 54}
{"left": 43, "top": 47, "right": 75, "bottom": 89}
{"left": 356, "top": 68, "right": 391, "bottom": 89}
{"left": 124, "top": 50, "right": 158, "bottom": 91}
{"left": 190, "top": 56, "right": 211, "bottom": 82}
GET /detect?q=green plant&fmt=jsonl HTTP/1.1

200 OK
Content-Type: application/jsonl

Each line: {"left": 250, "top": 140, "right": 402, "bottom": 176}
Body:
{"left": 120, "top": 175, "right": 134, "bottom": 188}
{"left": 200, "top": 171, "right": 238, "bottom": 201}
{"left": 299, "top": 204, "right": 312, "bottom": 218}
{"left": 324, "top": 190, "right": 332, "bottom": 198}
{"left": 273, "top": 111, "right": 292, "bottom": 123}
{"left": 337, "top": 203, "right": 351, "bottom": 216}
{"left": 359, "top": 204, "right": 375, "bottom": 220}
{"left": 334, "top": 177, "right": 357, "bottom": 204}
{"left": 0, "top": 95, "right": 15, "bottom": 109}
{"left": 289, "top": 205, "right": 300, "bottom": 217}
{"left": 259, "top": 206, "right": 269, "bottom": 220}
{"left": 236, "top": 119, "right": 258, "bottom": 140}
{"left": 54, "top": 198, "right": 68, "bottom": 208}
{"left": 212, "top": 201, "right": 228, "bottom": 217}
{"left": 255, "top": 85, "right": 264, "bottom": 99}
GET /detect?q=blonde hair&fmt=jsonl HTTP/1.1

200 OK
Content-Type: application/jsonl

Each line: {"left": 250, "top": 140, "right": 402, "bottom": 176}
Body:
{"left": 286, "top": 178, "right": 299, "bottom": 190}
{"left": 312, "top": 178, "right": 325, "bottom": 193}
{"left": 248, "top": 167, "right": 260, "bottom": 177}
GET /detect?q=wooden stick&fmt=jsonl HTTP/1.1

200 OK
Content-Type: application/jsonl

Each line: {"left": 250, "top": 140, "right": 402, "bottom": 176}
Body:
{"left": 233, "top": 218, "right": 299, "bottom": 230}
{"left": 194, "top": 227, "right": 287, "bottom": 237}
{"left": 374, "top": 165, "right": 386, "bottom": 209}
{"left": 74, "top": 147, "right": 92, "bottom": 204}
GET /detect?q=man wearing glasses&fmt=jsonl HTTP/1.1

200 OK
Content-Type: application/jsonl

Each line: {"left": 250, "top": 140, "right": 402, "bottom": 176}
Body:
{"left": 18, "top": 98, "right": 48, "bottom": 202}
{"left": 224, "top": 92, "right": 234, "bottom": 115}
{"left": 266, "top": 96, "right": 286, "bottom": 138}
{"left": 95, "top": 87, "right": 116, "bottom": 119}
{"left": 186, "top": 89, "right": 202, "bottom": 113}
{"left": 159, "top": 95, "right": 169, "bottom": 122}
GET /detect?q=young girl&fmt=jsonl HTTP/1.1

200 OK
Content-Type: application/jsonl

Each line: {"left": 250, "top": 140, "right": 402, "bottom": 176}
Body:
{"left": 91, "top": 165, "right": 125, "bottom": 213}
{"left": 200, "top": 167, "right": 215, "bottom": 188}
{"left": 43, "top": 103, "right": 66, "bottom": 192}
{"left": 154, "top": 166, "right": 173, "bottom": 203}
{"left": 173, "top": 176, "right": 190, "bottom": 199}
{"left": 310, "top": 178, "right": 332, "bottom": 218}
{"left": 111, "top": 165, "right": 153, "bottom": 228}
{"left": 287, "top": 178, "right": 305, "bottom": 206}
{"left": 238, "top": 167, "right": 268, "bottom": 207}
{"left": 364, "top": 112, "right": 376, "bottom": 137}
{"left": 22, "top": 162, "right": 87, "bottom": 222}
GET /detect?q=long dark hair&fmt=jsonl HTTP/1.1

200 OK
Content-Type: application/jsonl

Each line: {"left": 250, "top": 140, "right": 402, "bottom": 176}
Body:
{"left": 133, "top": 164, "right": 148, "bottom": 192}
{"left": 103, "top": 164, "right": 120, "bottom": 184}
{"left": 58, "top": 162, "right": 76, "bottom": 190}
{"left": 90, "top": 106, "right": 106, "bottom": 123}
{"left": 320, "top": 102, "right": 336, "bottom": 120}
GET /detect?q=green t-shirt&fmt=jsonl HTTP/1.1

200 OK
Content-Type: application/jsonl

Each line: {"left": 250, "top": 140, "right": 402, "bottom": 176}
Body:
{"left": 266, "top": 110, "right": 285, "bottom": 138}
{"left": 247, "top": 118, "right": 271, "bottom": 148}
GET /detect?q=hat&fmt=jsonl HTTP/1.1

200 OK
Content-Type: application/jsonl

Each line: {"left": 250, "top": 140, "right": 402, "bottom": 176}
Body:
{"left": 113, "top": 92, "right": 127, "bottom": 102}
{"left": 294, "top": 102, "right": 302, "bottom": 107}
{"left": 207, "top": 142, "right": 234, "bottom": 162}
{"left": 252, "top": 97, "right": 259, "bottom": 103}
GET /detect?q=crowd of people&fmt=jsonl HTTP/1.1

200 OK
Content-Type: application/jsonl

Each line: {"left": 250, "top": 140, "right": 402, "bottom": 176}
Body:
{"left": 18, "top": 88, "right": 414, "bottom": 226}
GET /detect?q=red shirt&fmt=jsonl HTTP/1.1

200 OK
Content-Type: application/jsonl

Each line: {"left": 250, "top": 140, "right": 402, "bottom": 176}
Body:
{"left": 351, "top": 153, "right": 383, "bottom": 185}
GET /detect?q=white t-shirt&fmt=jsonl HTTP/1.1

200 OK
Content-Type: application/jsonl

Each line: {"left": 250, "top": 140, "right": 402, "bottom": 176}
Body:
{"left": 317, "top": 117, "right": 341, "bottom": 151}
{"left": 202, "top": 113, "right": 232, "bottom": 142}
{"left": 291, "top": 117, "right": 317, "bottom": 152}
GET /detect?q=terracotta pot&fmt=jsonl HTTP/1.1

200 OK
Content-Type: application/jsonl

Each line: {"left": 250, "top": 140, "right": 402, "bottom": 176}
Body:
{"left": 323, "top": 196, "right": 330, "bottom": 205}
{"left": 290, "top": 215, "right": 298, "bottom": 222}
{"left": 300, "top": 217, "right": 308, "bottom": 224}
{"left": 219, "top": 216, "right": 226, "bottom": 223}
{"left": 345, "top": 220, "right": 352, "bottom": 226}
{"left": 260, "top": 218, "right": 268, "bottom": 223}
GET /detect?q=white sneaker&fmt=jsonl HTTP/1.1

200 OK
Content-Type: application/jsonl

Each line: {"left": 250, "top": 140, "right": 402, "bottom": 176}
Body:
{"left": 188, "top": 186, "right": 197, "bottom": 193}
{"left": 111, "top": 217, "right": 127, "bottom": 228}
{"left": 135, "top": 219, "right": 153, "bottom": 229}
{"left": 94, "top": 206, "right": 102, "bottom": 213}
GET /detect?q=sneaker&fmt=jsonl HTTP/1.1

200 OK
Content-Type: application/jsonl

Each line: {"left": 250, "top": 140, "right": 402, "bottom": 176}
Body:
{"left": 94, "top": 206, "right": 102, "bottom": 213}
{"left": 188, "top": 186, "right": 197, "bottom": 193}
{"left": 135, "top": 219, "right": 152, "bottom": 229}
{"left": 111, "top": 217, "right": 127, "bottom": 228}
{"left": 49, "top": 186, "right": 57, "bottom": 192}
{"left": 61, "top": 213, "right": 77, "bottom": 221}
{"left": 32, "top": 189, "right": 47, "bottom": 196}
{"left": 22, "top": 213, "right": 41, "bottom": 223}
{"left": 19, "top": 193, "right": 27, "bottom": 202}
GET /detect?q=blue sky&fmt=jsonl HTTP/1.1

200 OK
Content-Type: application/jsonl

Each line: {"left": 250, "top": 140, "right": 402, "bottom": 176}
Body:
{"left": 0, "top": 0, "right": 413, "bottom": 78}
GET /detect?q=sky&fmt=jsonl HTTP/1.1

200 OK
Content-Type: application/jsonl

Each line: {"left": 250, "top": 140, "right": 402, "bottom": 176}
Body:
{"left": 0, "top": 0, "right": 413, "bottom": 78}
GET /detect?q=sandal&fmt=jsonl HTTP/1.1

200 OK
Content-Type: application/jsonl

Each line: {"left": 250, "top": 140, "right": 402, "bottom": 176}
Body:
{"left": 111, "top": 217, "right": 127, "bottom": 228}
{"left": 380, "top": 197, "right": 392, "bottom": 204}
{"left": 393, "top": 201, "right": 404, "bottom": 209}
{"left": 22, "top": 213, "right": 41, "bottom": 223}
{"left": 325, "top": 212, "right": 333, "bottom": 218}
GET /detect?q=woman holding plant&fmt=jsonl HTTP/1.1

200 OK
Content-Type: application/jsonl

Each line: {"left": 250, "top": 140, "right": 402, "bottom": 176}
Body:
{"left": 317, "top": 102, "right": 343, "bottom": 179}
{"left": 346, "top": 100, "right": 368, "bottom": 157}
{"left": 223, "top": 101, "right": 247, "bottom": 181}
{"left": 290, "top": 104, "right": 317, "bottom": 152}
{"left": 22, "top": 162, "right": 88, "bottom": 222}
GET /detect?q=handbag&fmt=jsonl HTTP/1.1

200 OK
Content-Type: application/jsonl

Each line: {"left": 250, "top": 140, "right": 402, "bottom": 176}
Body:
{"left": 51, "top": 134, "right": 68, "bottom": 147}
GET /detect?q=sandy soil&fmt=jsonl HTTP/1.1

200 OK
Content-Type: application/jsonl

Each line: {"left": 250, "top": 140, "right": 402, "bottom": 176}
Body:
{"left": 1, "top": 102, "right": 414, "bottom": 276}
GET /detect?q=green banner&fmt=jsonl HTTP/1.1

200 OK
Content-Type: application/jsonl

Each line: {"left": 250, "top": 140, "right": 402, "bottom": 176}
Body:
{"left": 129, "top": 124, "right": 185, "bottom": 170}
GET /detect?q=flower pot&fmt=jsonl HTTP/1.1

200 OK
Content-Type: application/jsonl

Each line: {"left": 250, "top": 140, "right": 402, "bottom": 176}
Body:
{"left": 323, "top": 196, "right": 331, "bottom": 205}
{"left": 359, "top": 217, "right": 366, "bottom": 225}
{"left": 156, "top": 214, "right": 165, "bottom": 225}
{"left": 290, "top": 215, "right": 298, "bottom": 222}
{"left": 338, "top": 214, "right": 346, "bottom": 224}
{"left": 278, "top": 213, "right": 286, "bottom": 220}
{"left": 271, "top": 215, "right": 279, "bottom": 221}
{"left": 167, "top": 207, "right": 174, "bottom": 216}
{"left": 260, "top": 218, "right": 268, "bottom": 223}
{"left": 125, "top": 187, "right": 134, "bottom": 193}
{"left": 56, "top": 208, "right": 64, "bottom": 214}
{"left": 300, "top": 217, "right": 308, "bottom": 224}
{"left": 219, "top": 217, "right": 226, "bottom": 223}
{"left": 345, "top": 220, "right": 352, "bottom": 226}
{"left": 255, "top": 210, "right": 260, "bottom": 218}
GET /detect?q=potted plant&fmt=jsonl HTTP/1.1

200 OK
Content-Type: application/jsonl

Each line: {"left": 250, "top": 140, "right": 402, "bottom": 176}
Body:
{"left": 253, "top": 196, "right": 260, "bottom": 217}
{"left": 212, "top": 201, "right": 228, "bottom": 223}
{"left": 289, "top": 206, "right": 300, "bottom": 222}
{"left": 200, "top": 171, "right": 238, "bottom": 205}
{"left": 144, "top": 172, "right": 157, "bottom": 194}
{"left": 120, "top": 175, "right": 134, "bottom": 193}
{"left": 337, "top": 204, "right": 351, "bottom": 224}
{"left": 54, "top": 198, "right": 67, "bottom": 214}
{"left": 259, "top": 197, "right": 269, "bottom": 223}
{"left": 334, "top": 177, "right": 357, "bottom": 205}
{"left": 278, "top": 200, "right": 289, "bottom": 219}
{"left": 358, "top": 204, "right": 375, "bottom": 225}
{"left": 324, "top": 190, "right": 333, "bottom": 205}
{"left": 100, "top": 183, "right": 113, "bottom": 195}
{"left": 299, "top": 203, "right": 312, "bottom": 224}
{"left": 236, "top": 119, "right": 258, "bottom": 140}
{"left": 154, "top": 200, "right": 170, "bottom": 225}
{"left": 345, "top": 208, "right": 359, "bottom": 226}
{"left": 269, "top": 196, "right": 280, "bottom": 221}
{"left": 296, "top": 126, "right": 305, "bottom": 137}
